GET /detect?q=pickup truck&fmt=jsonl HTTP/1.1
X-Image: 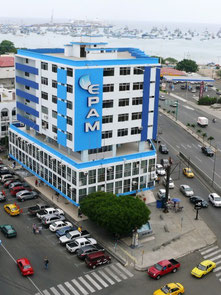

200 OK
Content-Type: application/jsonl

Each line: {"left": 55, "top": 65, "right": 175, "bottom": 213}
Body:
{"left": 147, "top": 259, "right": 180, "bottom": 280}
{"left": 28, "top": 203, "right": 50, "bottom": 216}
{"left": 36, "top": 207, "right": 64, "bottom": 220}
{"left": 59, "top": 230, "right": 90, "bottom": 245}
{"left": 66, "top": 237, "right": 97, "bottom": 253}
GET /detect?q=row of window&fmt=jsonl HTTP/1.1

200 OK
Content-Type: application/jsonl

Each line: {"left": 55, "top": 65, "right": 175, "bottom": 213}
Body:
{"left": 103, "top": 82, "right": 144, "bottom": 92}
{"left": 102, "top": 112, "right": 143, "bottom": 124}
{"left": 41, "top": 77, "right": 73, "bottom": 93}
{"left": 41, "top": 92, "right": 73, "bottom": 109}
{"left": 102, "top": 126, "right": 145, "bottom": 139}
{"left": 103, "top": 67, "right": 145, "bottom": 76}
{"left": 41, "top": 62, "right": 73, "bottom": 77}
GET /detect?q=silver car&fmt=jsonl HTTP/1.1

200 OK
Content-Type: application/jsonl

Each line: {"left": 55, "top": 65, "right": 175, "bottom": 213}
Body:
{"left": 208, "top": 193, "right": 221, "bottom": 207}
{"left": 180, "top": 185, "right": 194, "bottom": 197}
{"left": 16, "top": 190, "right": 38, "bottom": 202}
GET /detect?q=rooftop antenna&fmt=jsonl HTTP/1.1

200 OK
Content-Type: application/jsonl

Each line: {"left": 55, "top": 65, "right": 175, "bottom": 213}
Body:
{"left": 50, "top": 10, "right": 54, "bottom": 24}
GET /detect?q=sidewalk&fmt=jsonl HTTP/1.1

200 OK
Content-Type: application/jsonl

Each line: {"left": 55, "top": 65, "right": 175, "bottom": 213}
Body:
{"left": 23, "top": 175, "right": 216, "bottom": 271}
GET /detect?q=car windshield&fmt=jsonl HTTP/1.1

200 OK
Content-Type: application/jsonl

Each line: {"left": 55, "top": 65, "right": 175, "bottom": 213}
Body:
{"left": 154, "top": 263, "right": 163, "bottom": 271}
{"left": 197, "top": 263, "right": 206, "bottom": 271}
{"left": 187, "top": 169, "right": 192, "bottom": 173}
{"left": 66, "top": 232, "right": 71, "bottom": 238}
{"left": 11, "top": 208, "right": 18, "bottom": 211}
{"left": 185, "top": 187, "right": 192, "bottom": 191}
{"left": 214, "top": 197, "right": 221, "bottom": 201}
{"left": 161, "top": 285, "right": 170, "bottom": 294}
{"left": 23, "top": 265, "right": 31, "bottom": 270}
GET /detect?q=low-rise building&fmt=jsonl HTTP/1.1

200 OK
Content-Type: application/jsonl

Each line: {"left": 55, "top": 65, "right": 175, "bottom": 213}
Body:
{"left": 0, "top": 55, "right": 15, "bottom": 89}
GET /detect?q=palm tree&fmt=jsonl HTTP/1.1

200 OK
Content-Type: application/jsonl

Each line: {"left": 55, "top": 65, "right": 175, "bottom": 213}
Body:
{"left": 202, "top": 133, "right": 207, "bottom": 142}
{"left": 207, "top": 136, "right": 214, "bottom": 146}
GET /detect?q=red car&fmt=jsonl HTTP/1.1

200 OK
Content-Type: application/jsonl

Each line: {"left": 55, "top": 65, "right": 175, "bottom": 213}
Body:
{"left": 4, "top": 179, "right": 17, "bottom": 188}
{"left": 147, "top": 259, "right": 180, "bottom": 280}
{"left": 17, "top": 258, "right": 34, "bottom": 276}
{"left": 10, "top": 186, "right": 30, "bottom": 196}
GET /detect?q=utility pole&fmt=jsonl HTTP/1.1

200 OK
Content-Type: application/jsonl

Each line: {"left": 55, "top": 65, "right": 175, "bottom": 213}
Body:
{"left": 163, "top": 164, "right": 171, "bottom": 213}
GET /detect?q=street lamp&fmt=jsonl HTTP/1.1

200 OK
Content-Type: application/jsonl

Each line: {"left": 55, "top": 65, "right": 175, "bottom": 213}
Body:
{"left": 212, "top": 146, "right": 217, "bottom": 187}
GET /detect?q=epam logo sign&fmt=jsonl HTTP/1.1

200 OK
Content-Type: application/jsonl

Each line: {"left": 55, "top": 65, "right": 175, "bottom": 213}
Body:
{"left": 79, "top": 75, "right": 100, "bottom": 132}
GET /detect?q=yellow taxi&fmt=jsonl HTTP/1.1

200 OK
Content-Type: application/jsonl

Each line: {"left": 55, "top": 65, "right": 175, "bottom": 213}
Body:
{"left": 191, "top": 260, "right": 216, "bottom": 278}
{"left": 183, "top": 168, "right": 194, "bottom": 178}
{"left": 153, "top": 283, "right": 184, "bottom": 295}
{"left": 4, "top": 204, "right": 20, "bottom": 216}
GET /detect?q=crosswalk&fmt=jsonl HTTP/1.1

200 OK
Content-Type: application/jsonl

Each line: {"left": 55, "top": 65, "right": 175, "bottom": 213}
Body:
{"left": 200, "top": 244, "right": 221, "bottom": 282}
{"left": 35, "top": 262, "right": 134, "bottom": 295}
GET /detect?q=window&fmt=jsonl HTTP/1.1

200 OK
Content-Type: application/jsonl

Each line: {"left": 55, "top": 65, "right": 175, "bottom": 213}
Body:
{"left": 116, "top": 165, "right": 123, "bottom": 179}
{"left": 119, "top": 98, "right": 129, "bottom": 107}
{"left": 120, "top": 67, "right": 130, "bottom": 75}
{"left": 67, "top": 100, "right": 72, "bottom": 110}
{"left": 52, "top": 64, "right": 57, "bottom": 73}
{"left": 102, "top": 115, "right": 113, "bottom": 124}
{"left": 132, "top": 112, "right": 142, "bottom": 120}
{"left": 42, "top": 120, "right": 48, "bottom": 129}
{"left": 118, "top": 128, "right": 128, "bottom": 137}
{"left": 118, "top": 114, "right": 129, "bottom": 122}
{"left": 67, "top": 84, "right": 73, "bottom": 93}
{"left": 41, "top": 77, "right": 48, "bottom": 86}
{"left": 67, "top": 68, "right": 73, "bottom": 77}
{"left": 124, "top": 163, "right": 131, "bottom": 177}
{"left": 52, "top": 125, "right": 57, "bottom": 133}
{"left": 52, "top": 95, "right": 57, "bottom": 104}
{"left": 103, "top": 84, "right": 114, "bottom": 92}
{"left": 67, "top": 132, "right": 72, "bottom": 141}
{"left": 103, "top": 68, "right": 114, "bottom": 76}
{"left": 41, "top": 106, "right": 48, "bottom": 115}
{"left": 52, "top": 80, "right": 57, "bottom": 88}
{"left": 102, "top": 131, "right": 112, "bottom": 139}
{"left": 88, "top": 145, "right": 112, "bottom": 154}
{"left": 41, "top": 91, "right": 48, "bottom": 100}
{"left": 25, "top": 59, "right": 29, "bottom": 64}
{"left": 103, "top": 100, "right": 113, "bottom": 108}
{"left": 131, "top": 127, "right": 141, "bottom": 135}
{"left": 132, "top": 97, "right": 143, "bottom": 105}
{"left": 133, "top": 82, "right": 143, "bottom": 90}
{"left": 41, "top": 62, "right": 48, "bottom": 70}
{"left": 67, "top": 116, "right": 72, "bottom": 126}
{"left": 25, "top": 72, "right": 29, "bottom": 77}
{"left": 12, "top": 109, "right": 16, "bottom": 116}
{"left": 25, "top": 85, "right": 30, "bottom": 90}
{"left": 1, "top": 125, "right": 7, "bottom": 131}
{"left": 52, "top": 110, "right": 57, "bottom": 119}
{"left": 119, "top": 83, "right": 130, "bottom": 91}
{"left": 134, "top": 67, "right": 144, "bottom": 74}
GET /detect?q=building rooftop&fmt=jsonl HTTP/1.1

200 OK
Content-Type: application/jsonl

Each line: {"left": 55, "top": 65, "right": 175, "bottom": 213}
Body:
{"left": 0, "top": 56, "right": 14, "bottom": 67}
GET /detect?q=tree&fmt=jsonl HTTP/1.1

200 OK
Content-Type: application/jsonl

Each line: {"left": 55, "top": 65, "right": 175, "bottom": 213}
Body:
{"left": 165, "top": 57, "right": 178, "bottom": 64}
{"left": 202, "top": 133, "right": 207, "bottom": 142}
{"left": 0, "top": 40, "right": 17, "bottom": 54}
{"left": 207, "top": 136, "right": 214, "bottom": 146}
{"left": 176, "top": 59, "right": 198, "bottom": 73}
{"left": 80, "top": 191, "right": 151, "bottom": 237}
{"left": 151, "top": 55, "right": 165, "bottom": 64}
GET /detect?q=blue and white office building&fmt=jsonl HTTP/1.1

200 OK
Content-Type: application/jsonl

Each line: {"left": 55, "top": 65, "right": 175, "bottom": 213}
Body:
{"left": 9, "top": 38, "right": 160, "bottom": 206}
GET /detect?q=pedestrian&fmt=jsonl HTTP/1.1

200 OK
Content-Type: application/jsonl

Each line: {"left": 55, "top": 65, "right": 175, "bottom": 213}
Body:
{"left": 44, "top": 257, "right": 49, "bottom": 270}
{"left": 38, "top": 179, "right": 41, "bottom": 187}
{"left": 35, "top": 179, "right": 38, "bottom": 187}
{"left": 78, "top": 208, "right": 82, "bottom": 218}
{"left": 32, "top": 223, "right": 36, "bottom": 234}
{"left": 78, "top": 226, "right": 82, "bottom": 233}
{"left": 56, "top": 192, "right": 59, "bottom": 202}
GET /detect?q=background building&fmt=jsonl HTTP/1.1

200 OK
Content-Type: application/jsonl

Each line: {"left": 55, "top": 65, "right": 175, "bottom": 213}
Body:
{"left": 9, "top": 38, "right": 160, "bottom": 206}
{"left": 0, "top": 55, "right": 15, "bottom": 89}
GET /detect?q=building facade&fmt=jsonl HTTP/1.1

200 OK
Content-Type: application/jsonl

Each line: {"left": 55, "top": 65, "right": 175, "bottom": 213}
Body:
{"left": 9, "top": 39, "right": 160, "bottom": 206}
{"left": 0, "top": 55, "right": 15, "bottom": 89}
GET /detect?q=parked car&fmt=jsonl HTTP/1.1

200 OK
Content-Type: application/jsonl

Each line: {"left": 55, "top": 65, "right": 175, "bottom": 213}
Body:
{"left": 183, "top": 168, "right": 194, "bottom": 178}
{"left": 170, "top": 101, "right": 178, "bottom": 107}
{"left": 191, "top": 260, "right": 216, "bottom": 278}
{"left": 4, "top": 204, "right": 20, "bottom": 216}
{"left": 179, "top": 185, "right": 194, "bottom": 197}
{"left": 159, "top": 144, "right": 169, "bottom": 154}
{"left": 49, "top": 221, "right": 73, "bottom": 232}
{"left": 0, "top": 192, "right": 6, "bottom": 202}
{"left": 10, "top": 186, "right": 30, "bottom": 196}
{"left": 85, "top": 251, "right": 111, "bottom": 269}
{"left": 4, "top": 179, "right": 19, "bottom": 188}
{"left": 157, "top": 189, "right": 170, "bottom": 200}
{"left": 159, "top": 95, "right": 166, "bottom": 101}
{"left": 0, "top": 224, "right": 17, "bottom": 238}
{"left": 191, "top": 88, "right": 197, "bottom": 93}
{"left": 9, "top": 181, "right": 23, "bottom": 190}
{"left": 153, "top": 283, "right": 184, "bottom": 295}
{"left": 156, "top": 164, "right": 166, "bottom": 176}
{"left": 77, "top": 245, "right": 105, "bottom": 260}
{"left": 208, "top": 193, "right": 221, "bottom": 207}
{"left": 163, "top": 177, "right": 174, "bottom": 189}
{"left": 1, "top": 174, "right": 13, "bottom": 183}
{"left": 201, "top": 146, "right": 214, "bottom": 157}
{"left": 37, "top": 207, "right": 64, "bottom": 220}
{"left": 16, "top": 190, "right": 38, "bottom": 202}
{"left": 60, "top": 229, "right": 90, "bottom": 246}
{"left": 56, "top": 225, "right": 78, "bottom": 238}
{"left": 65, "top": 237, "right": 97, "bottom": 253}
{"left": 147, "top": 259, "right": 180, "bottom": 280}
{"left": 41, "top": 214, "right": 65, "bottom": 226}
{"left": 189, "top": 196, "right": 208, "bottom": 208}
{"left": 28, "top": 203, "right": 50, "bottom": 216}
{"left": 160, "top": 159, "right": 169, "bottom": 168}
{"left": 16, "top": 258, "right": 34, "bottom": 276}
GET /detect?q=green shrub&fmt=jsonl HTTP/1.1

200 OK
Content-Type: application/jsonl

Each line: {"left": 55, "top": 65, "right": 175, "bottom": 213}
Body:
{"left": 198, "top": 96, "right": 217, "bottom": 105}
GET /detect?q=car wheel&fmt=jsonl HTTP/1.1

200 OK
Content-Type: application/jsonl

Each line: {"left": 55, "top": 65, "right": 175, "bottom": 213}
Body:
{"left": 21, "top": 198, "right": 25, "bottom": 202}
{"left": 156, "top": 275, "right": 161, "bottom": 280}
{"left": 92, "top": 265, "right": 96, "bottom": 269}
{"left": 172, "top": 268, "right": 177, "bottom": 273}
{"left": 178, "top": 293, "right": 182, "bottom": 295}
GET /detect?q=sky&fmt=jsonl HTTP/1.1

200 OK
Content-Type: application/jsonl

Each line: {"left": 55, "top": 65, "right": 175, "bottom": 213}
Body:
{"left": 1, "top": 0, "right": 221, "bottom": 25}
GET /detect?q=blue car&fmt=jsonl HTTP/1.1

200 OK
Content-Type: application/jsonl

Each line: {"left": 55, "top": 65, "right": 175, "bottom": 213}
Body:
{"left": 56, "top": 225, "right": 77, "bottom": 238}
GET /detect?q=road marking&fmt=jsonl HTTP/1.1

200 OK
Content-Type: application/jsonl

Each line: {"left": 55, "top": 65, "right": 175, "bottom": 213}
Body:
{"left": 215, "top": 272, "right": 221, "bottom": 277}
{"left": 72, "top": 279, "right": 88, "bottom": 295}
{"left": 110, "top": 265, "right": 127, "bottom": 280}
{"left": 42, "top": 291, "right": 51, "bottom": 295}
{"left": 78, "top": 276, "right": 95, "bottom": 293}
{"left": 105, "top": 268, "right": 121, "bottom": 282}
{"left": 192, "top": 144, "right": 198, "bottom": 149}
{"left": 214, "top": 266, "right": 221, "bottom": 272}
{"left": 57, "top": 284, "right": 71, "bottom": 295}
{"left": 98, "top": 270, "right": 115, "bottom": 285}
{"left": 116, "top": 263, "right": 134, "bottom": 277}
{"left": 184, "top": 105, "right": 195, "bottom": 111}
{"left": 215, "top": 260, "right": 221, "bottom": 266}
{"left": 204, "top": 250, "right": 221, "bottom": 259}
{"left": 205, "top": 255, "right": 221, "bottom": 261}
{"left": 187, "top": 144, "right": 192, "bottom": 148}
{"left": 180, "top": 144, "right": 187, "bottom": 150}
{"left": 85, "top": 274, "right": 102, "bottom": 290}
{"left": 64, "top": 282, "right": 80, "bottom": 295}
{"left": 91, "top": 272, "right": 108, "bottom": 288}
{"left": 170, "top": 93, "right": 187, "bottom": 102}
{"left": 176, "top": 145, "right": 180, "bottom": 149}
{"left": 201, "top": 246, "right": 219, "bottom": 255}
{"left": 50, "top": 287, "right": 60, "bottom": 295}
{"left": 195, "top": 156, "right": 202, "bottom": 162}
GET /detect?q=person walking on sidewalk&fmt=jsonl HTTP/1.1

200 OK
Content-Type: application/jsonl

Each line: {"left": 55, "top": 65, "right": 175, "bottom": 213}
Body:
{"left": 44, "top": 257, "right": 49, "bottom": 270}
{"left": 35, "top": 179, "right": 38, "bottom": 187}
{"left": 32, "top": 223, "right": 37, "bottom": 234}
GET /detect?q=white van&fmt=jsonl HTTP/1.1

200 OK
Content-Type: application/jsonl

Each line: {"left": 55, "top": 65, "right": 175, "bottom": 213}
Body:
{"left": 197, "top": 117, "right": 208, "bottom": 127}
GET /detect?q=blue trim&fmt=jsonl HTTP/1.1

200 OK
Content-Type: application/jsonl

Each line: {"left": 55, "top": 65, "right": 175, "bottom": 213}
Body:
{"left": 17, "top": 49, "right": 159, "bottom": 67}
{"left": 70, "top": 42, "right": 108, "bottom": 45}
{"left": 15, "top": 63, "right": 38, "bottom": 75}
{"left": 57, "top": 115, "right": 67, "bottom": 131}
{"left": 10, "top": 125, "right": 156, "bottom": 169}
{"left": 16, "top": 76, "right": 39, "bottom": 90}
{"left": 57, "top": 68, "right": 67, "bottom": 84}
{"left": 141, "top": 67, "right": 151, "bottom": 141}
{"left": 57, "top": 84, "right": 67, "bottom": 100}
{"left": 164, "top": 77, "right": 214, "bottom": 82}
{"left": 57, "top": 100, "right": 67, "bottom": 116}
{"left": 117, "top": 186, "right": 154, "bottom": 196}
{"left": 16, "top": 89, "right": 39, "bottom": 104}
{"left": 17, "top": 114, "right": 39, "bottom": 131}
{"left": 153, "top": 68, "right": 160, "bottom": 139}
{"left": 25, "top": 48, "right": 64, "bottom": 54}
{"left": 57, "top": 130, "right": 67, "bottom": 147}
{"left": 9, "top": 154, "right": 79, "bottom": 207}
{"left": 16, "top": 102, "right": 39, "bottom": 117}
